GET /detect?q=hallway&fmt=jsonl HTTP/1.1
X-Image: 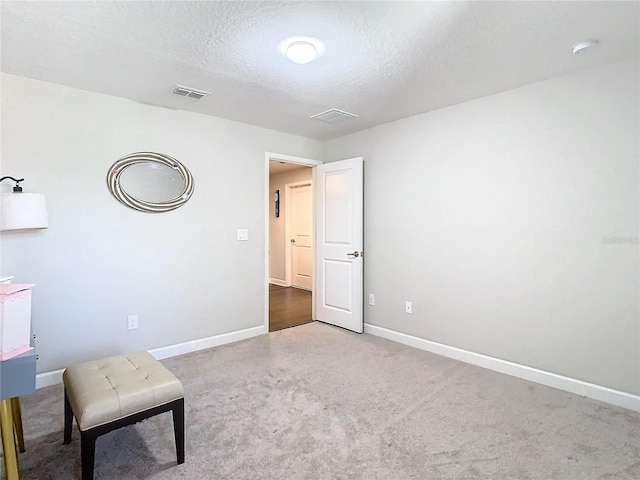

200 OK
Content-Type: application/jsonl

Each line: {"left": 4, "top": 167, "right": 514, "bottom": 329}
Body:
{"left": 269, "top": 284, "right": 313, "bottom": 332}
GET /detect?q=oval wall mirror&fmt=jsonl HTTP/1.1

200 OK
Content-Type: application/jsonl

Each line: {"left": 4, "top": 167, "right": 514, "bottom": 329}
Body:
{"left": 107, "top": 152, "right": 195, "bottom": 213}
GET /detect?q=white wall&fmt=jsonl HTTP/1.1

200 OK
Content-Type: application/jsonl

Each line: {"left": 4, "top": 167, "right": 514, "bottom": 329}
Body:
{"left": 269, "top": 167, "right": 313, "bottom": 283}
{"left": 0, "top": 73, "right": 323, "bottom": 373}
{"left": 325, "top": 58, "right": 640, "bottom": 395}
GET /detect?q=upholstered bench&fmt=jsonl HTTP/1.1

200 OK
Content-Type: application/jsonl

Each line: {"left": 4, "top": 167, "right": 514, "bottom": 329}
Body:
{"left": 62, "top": 351, "right": 185, "bottom": 480}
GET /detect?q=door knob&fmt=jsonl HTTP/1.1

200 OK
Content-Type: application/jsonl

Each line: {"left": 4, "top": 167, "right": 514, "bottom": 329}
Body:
{"left": 347, "top": 251, "right": 360, "bottom": 258}
{"left": 290, "top": 238, "right": 296, "bottom": 244}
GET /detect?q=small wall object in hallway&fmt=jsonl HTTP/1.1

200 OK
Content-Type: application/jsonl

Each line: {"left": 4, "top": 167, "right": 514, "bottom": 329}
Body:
{"left": 274, "top": 189, "right": 280, "bottom": 218}
{"left": 107, "top": 152, "right": 195, "bottom": 213}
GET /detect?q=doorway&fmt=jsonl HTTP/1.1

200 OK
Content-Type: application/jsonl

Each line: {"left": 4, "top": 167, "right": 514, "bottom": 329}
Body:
{"left": 267, "top": 155, "right": 317, "bottom": 331}
{"left": 264, "top": 153, "right": 364, "bottom": 334}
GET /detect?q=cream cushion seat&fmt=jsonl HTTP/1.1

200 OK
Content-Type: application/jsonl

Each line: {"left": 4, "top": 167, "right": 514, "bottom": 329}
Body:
{"left": 63, "top": 350, "right": 184, "bottom": 431}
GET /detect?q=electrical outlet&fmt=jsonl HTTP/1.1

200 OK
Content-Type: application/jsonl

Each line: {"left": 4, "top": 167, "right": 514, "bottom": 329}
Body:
{"left": 127, "top": 314, "right": 138, "bottom": 330}
{"left": 368, "top": 294, "right": 375, "bottom": 306}
{"left": 405, "top": 301, "right": 413, "bottom": 314}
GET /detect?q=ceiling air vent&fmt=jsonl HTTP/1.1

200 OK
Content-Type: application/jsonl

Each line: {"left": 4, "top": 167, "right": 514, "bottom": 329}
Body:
{"left": 172, "top": 85, "right": 211, "bottom": 100}
{"left": 310, "top": 108, "right": 358, "bottom": 124}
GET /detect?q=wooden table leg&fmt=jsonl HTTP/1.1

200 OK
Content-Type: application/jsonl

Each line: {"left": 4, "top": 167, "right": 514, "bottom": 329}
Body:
{"left": 1, "top": 398, "right": 20, "bottom": 479}
{"left": 11, "top": 397, "right": 25, "bottom": 453}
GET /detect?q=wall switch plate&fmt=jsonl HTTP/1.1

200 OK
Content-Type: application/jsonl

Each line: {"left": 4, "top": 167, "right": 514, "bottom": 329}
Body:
{"left": 127, "top": 315, "right": 138, "bottom": 330}
{"left": 368, "top": 294, "right": 375, "bottom": 306}
{"left": 405, "top": 301, "right": 413, "bottom": 314}
{"left": 237, "top": 229, "right": 249, "bottom": 241}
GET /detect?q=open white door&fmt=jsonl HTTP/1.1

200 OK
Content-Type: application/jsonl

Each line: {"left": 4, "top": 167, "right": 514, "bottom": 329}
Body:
{"left": 314, "top": 157, "right": 364, "bottom": 333}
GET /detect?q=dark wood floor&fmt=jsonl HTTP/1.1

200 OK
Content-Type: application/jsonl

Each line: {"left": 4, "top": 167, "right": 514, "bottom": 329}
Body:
{"left": 269, "top": 284, "right": 313, "bottom": 332}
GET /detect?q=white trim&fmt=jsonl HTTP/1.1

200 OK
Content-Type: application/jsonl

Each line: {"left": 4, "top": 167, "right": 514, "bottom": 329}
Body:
{"left": 265, "top": 152, "right": 321, "bottom": 165}
{"left": 268, "top": 278, "right": 288, "bottom": 287}
{"left": 36, "top": 325, "right": 267, "bottom": 389}
{"left": 265, "top": 152, "right": 321, "bottom": 332}
{"left": 364, "top": 323, "right": 640, "bottom": 412}
{"left": 150, "top": 325, "right": 266, "bottom": 360}
{"left": 311, "top": 167, "right": 317, "bottom": 320}
{"left": 36, "top": 368, "right": 65, "bottom": 389}
{"left": 293, "top": 286, "right": 312, "bottom": 292}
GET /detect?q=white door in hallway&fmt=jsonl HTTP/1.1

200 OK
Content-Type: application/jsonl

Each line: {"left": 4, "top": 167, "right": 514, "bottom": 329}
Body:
{"left": 290, "top": 184, "right": 313, "bottom": 290}
{"left": 315, "top": 157, "right": 364, "bottom": 333}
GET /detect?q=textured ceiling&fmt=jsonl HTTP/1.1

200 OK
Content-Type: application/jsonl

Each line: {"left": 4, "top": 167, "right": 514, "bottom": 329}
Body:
{"left": 1, "top": 1, "right": 638, "bottom": 140}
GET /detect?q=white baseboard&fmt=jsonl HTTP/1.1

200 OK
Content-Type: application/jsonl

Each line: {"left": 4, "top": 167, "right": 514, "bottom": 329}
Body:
{"left": 36, "top": 369, "right": 65, "bottom": 389}
{"left": 364, "top": 323, "right": 640, "bottom": 412}
{"left": 269, "top": 278, "right": 288, "bottom": 287}
{"left": 36, "top": 325, "right": 267, "bottom": 389}
{"left": 150, "top": 325, "right": 267, "bottom": 360}
{"left": 292, "top": 285, "right": 312, "bottom": 292}
{"left": 37, "top": 322, "right": 639, "bottom": 412}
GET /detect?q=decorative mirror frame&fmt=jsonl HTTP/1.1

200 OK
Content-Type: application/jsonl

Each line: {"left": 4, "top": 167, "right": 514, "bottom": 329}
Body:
{"left": 107, "top": 152, "right": 195, "bottom": 213}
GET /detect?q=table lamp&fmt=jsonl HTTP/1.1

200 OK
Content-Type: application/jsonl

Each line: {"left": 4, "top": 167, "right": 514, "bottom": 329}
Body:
{"left": 0, "top": 176, "right": 48, "bottom": 231}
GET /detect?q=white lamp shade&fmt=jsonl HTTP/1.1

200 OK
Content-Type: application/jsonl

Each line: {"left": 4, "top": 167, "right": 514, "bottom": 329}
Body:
{"left": 0, "top": 193, "right": 48, "bottom": 231}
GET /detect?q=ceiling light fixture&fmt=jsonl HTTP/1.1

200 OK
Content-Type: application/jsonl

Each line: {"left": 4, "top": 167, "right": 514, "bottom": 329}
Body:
{"left": 572, "top": 39, "right": 599, "bottom": 55}
{"left": 278, "top": 36, "right": 325, "bottom": 65}
{"left": 287, "top": 41, "right": 317, "bottom": 64}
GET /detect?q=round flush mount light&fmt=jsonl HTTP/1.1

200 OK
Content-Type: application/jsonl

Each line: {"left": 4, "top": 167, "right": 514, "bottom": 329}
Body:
{"left": 287, "top": 41, "right": 317, "bottom": 64}
{"left": 572, "top": 39, "right": 599, "bottom": 55}
{"left": 278, "top": 36, "right": 325, "bottom": 64}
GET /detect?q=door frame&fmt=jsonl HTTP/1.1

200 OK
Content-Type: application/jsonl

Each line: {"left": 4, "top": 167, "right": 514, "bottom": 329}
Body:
{"left": 285, "top": 180, "right": 313, "bottom": 289}
{"left": 264, "top": 152, "right": 322, "bottom": 332}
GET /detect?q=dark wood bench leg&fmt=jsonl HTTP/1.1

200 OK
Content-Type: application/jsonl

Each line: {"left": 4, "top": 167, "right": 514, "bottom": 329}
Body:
{"left": 63, "top": 389, "right": 73, "bottom": 444}
{"left": 80, "top": 430, "right": 97, "bottom": 480}
{"left": 172, "top": 398, "right": 185, "bottom": 464}
{"left": 64, "top": 390, "right": 184, "bottom": 477}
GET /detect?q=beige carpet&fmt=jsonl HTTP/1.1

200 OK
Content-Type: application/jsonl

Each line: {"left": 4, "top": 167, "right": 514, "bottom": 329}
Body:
{"left": 8, "top": 322, "right": 640, "bottom": 479}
